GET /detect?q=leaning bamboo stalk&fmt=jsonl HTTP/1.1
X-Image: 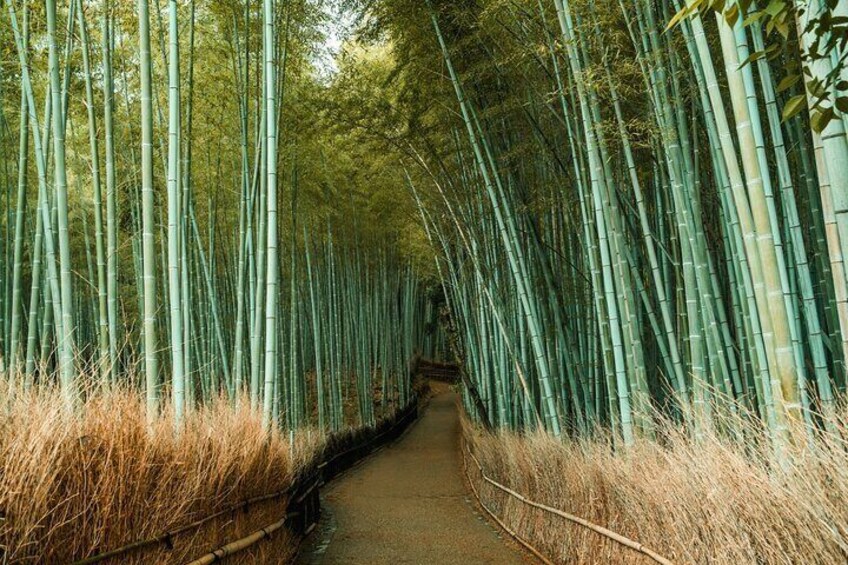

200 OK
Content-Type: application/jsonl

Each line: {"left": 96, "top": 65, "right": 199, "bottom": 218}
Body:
{"left": 552, "top": 0, "right": 635, "bottom": 444}
{"left": 8, "top": 35, "right": 29, "bottom": 375}
{"left": 795, "top": 3, "right": 848, "bottom": 377}
{"left": 102, "top": 0, "right": 119, "bottom": 377}
{"left": 428, "top": 2, "right": 562, "bottom": 437}
{"left": 6, "top": 0, "right": 66, "bottom": 385}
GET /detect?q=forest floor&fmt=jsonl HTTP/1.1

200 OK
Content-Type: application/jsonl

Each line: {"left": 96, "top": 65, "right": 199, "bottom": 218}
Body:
{"left": 296, "top": 382, "right": 531, "bottom": 564}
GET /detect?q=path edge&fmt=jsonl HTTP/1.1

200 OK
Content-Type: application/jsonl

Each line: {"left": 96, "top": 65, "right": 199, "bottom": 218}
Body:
{"left": 184, "top": 358, "right": 429, "bottom": 564}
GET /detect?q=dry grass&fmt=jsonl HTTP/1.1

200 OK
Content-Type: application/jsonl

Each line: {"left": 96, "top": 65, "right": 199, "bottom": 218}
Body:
{"left": 463, "top": 407, "right": 848, "bottom": 564}
{"left": 0, "top": 381, "right": 321, "bottom": 564}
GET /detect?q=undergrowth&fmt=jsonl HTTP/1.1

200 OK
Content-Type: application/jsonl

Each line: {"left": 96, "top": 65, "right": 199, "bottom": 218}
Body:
{"left": 463, "top": 406, "right": 848, "bottom": 564}
{"left": 0, "top": 381, "right": 320, "bottom": 564}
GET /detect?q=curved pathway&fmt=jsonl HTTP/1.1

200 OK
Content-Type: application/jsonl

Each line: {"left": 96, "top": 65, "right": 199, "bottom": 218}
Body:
{"left": 296, "top": 386, "right": 530, "bottom": 564}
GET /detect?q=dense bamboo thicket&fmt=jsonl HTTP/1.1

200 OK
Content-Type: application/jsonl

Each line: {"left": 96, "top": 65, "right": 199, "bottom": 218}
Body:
{"left": 464, "top": 411, "right": 848, "bottom": 563}
{"left": 0, "top": 0, "right": 438, "bottom": 428}
{"left": 330, "top": 2, "right": 848, "bottom": 559}
{"left": 0, "top": 1, "right": 440, "bottom": 561}
{"left": 3, "top": 0, "right": 848, "bottom": 561}
{"left": 319, "top": 0, "right": 848, "bottom": 559}
{"left": 335, "top": 0, "right": 848, "bottom": 450}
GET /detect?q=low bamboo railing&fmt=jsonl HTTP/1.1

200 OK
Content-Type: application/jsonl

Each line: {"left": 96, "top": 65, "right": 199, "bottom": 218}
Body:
{"left": 462, "top": 439, "right": 674, "bottom": 565}
{"left": 70, "top": 393, "right": 422, "bottom": 565}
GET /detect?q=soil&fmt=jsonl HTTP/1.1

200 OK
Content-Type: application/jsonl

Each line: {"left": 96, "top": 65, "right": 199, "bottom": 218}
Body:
{"left": 295, "top": 384, "right": 532, "bottom": 564}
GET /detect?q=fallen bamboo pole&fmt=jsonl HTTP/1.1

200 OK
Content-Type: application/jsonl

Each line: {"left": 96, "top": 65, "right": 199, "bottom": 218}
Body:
{"left": 463, "top": 440, "right": 674, "bottom": 565}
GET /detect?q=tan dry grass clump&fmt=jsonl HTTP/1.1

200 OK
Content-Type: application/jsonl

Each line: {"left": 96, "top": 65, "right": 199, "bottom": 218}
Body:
{"left": 464, "top": 410, "right": 848, "bottom": 564}
{"left": 0, "top": 381, "right": 320, "bottom": 564}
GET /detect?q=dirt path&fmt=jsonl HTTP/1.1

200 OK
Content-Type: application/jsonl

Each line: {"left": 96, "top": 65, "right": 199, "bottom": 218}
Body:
{"left": 296, "top": 386, "right": 530, "bottom": 564}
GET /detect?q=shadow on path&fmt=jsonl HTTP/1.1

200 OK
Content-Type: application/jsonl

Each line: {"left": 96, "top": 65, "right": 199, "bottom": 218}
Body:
{"left": 296, "top": 386, "right": 530, "bottom": 564}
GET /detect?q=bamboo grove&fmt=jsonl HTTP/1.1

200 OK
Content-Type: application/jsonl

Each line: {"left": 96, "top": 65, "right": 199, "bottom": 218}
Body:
{"left": 339, "top": 0, "right": 848, "bottom": 448}
{"left": 2, "top": 0, "right": 847, "bottom": 453}
{"left": 0, "top": 0, "right": 440, "bottom": 432}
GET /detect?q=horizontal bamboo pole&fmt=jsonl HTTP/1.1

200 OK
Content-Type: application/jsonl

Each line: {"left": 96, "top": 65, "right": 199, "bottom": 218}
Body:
{"left": 71, "top": 486, "right": 297, "bottom": 565}
{"left": 319, "top": 402, "right": 418, "bottom": 473}
{"left": 463, "top": 440, "right": 674, "bottom": 565}
{"left": 184, "top": 397, "right": 423, "bottom": 562}
{"left": 72, "top": 384, "right": 422, "bottom": 565}
{"left": 184, "top": 514, "right": 291, "bottom": 565}
{"left": 462, "top": 442, "right": 555, "bottom": 565}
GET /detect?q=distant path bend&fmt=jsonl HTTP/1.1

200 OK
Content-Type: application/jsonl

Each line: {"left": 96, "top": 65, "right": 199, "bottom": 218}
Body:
{"left": 296, "top": 386, "right": 530, "bottom": 564}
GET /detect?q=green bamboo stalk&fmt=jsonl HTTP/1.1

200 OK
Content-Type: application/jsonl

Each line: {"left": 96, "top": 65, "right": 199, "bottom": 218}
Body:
{"left": 262, "top": 0, "right": 280, "bottom": 430}
{"left": 138, "top": 0, "right": 160, "bottom": 420}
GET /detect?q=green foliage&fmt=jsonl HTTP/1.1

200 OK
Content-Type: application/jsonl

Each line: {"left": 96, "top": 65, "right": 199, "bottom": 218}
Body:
{"left": 669, "top": 0, "right": 848, "bottom": 131}
{"left": 0, "top": 0, "right": 440, "bottom": 431}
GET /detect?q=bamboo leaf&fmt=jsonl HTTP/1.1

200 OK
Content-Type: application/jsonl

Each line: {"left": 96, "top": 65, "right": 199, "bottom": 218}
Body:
{"left": 776, "top": 73, "right": 801, "bottom": 93}
{"left": 782, "top": 94, "right": 807, "bottom": 120}
{"left": 725, "top": 3, "right": 739, "bottom": 27}
{"left": 811, "top": 106, "right": 835, "bottom": 132}
{"left": 739, "top": 49, "right": 767, "bottom": 67}
{"left": 743, "top": 10, "right": 765, "bottom": 26}
{"left": 764, "top": 0, "right": 785, "bottom": 17}
{"left": 665, "top": 0, "right": 705, "bottom": 31}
